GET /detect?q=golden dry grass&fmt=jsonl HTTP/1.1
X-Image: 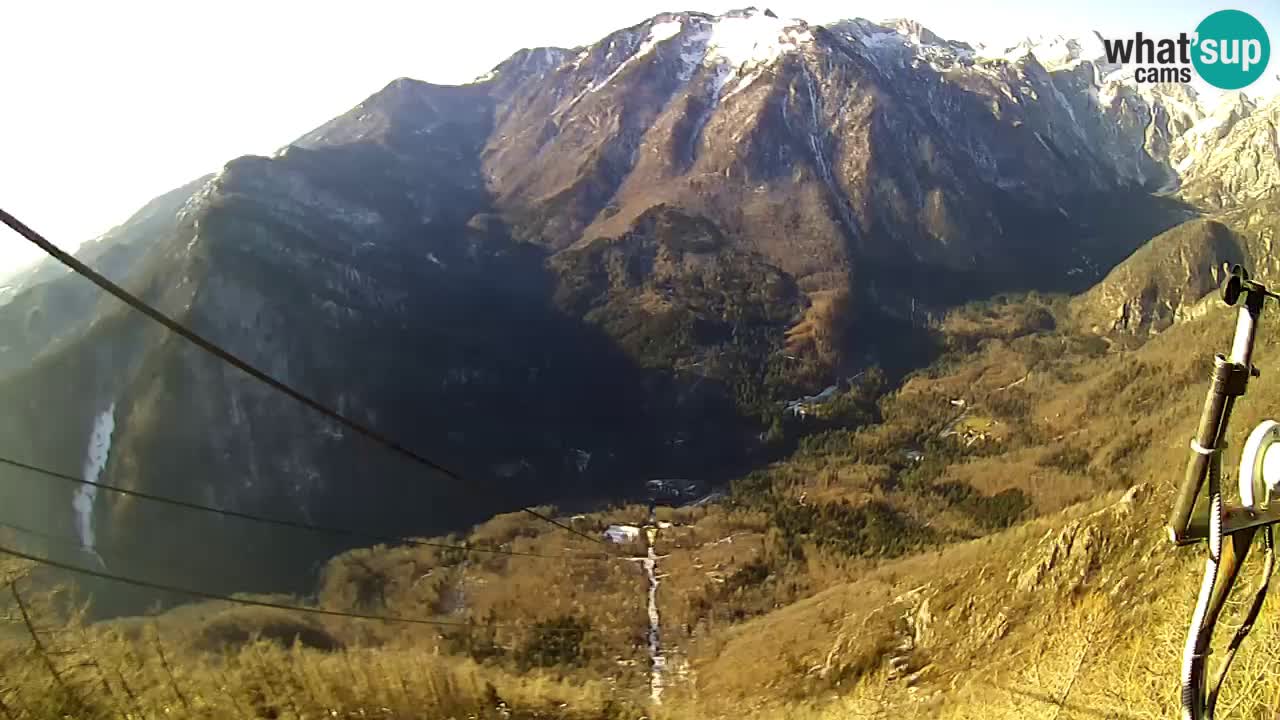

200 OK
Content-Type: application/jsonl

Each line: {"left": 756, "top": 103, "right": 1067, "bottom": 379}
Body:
{"left": 0, "top": 558, "right": 644, "bottom": 720}
{"left": 653, "top": 297, "right": 1280, "bottom": 719}
{"left": 8, "top": 293, "right": 1280, "bottom": 719}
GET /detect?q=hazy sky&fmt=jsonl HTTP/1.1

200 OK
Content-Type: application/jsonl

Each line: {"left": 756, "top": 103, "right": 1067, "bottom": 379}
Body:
{"left": 2, "top": 0, "right": 1277, "bottom": 278}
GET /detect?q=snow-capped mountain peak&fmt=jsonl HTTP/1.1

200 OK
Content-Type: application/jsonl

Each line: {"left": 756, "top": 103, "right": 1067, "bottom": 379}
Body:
{"left": 702, "top": 7, "right": 813, "bottom": 67}
{"left": 985, "top": 32, "right": 1113, "bottom": 72}
{"left": 575, "top": 9, "right": 815, "bottom": 89}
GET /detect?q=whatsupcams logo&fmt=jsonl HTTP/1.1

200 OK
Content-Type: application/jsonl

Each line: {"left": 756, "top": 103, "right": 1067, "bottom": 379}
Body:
{"left": 1102, "top": 10, "right": 1270, "bottom": 89}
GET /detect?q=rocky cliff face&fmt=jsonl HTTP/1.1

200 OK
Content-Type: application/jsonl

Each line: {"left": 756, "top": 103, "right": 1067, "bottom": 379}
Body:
{"left": 1069, "top": 94, "right": 1279, "bottom": 338}
{"left": 1179, "top": 96, "right": 1280, "bottom": 210}
{"left": 0, "top": 7, "right": 1270, "bottom": 605}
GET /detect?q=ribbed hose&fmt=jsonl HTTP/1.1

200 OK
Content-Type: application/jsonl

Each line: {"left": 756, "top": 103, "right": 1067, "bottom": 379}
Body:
{"left": 1181, "top": 451, "right": 1224, "bottom": 720}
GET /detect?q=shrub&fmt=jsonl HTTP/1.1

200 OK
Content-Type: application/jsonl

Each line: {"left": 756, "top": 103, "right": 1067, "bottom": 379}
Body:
{"left": 516, "top": 615, "right": 590, "bottom": 669}
{"left": 193, "top": 608, "right": 342, "bottom": 652}
{"left": 897, "top": 455, "right": 948, "bottom": 493}
{"left": 1103, "top": 429, "right": 1152, "bottom": 470}
{"left": 729, "top": 470, "right": 777, "bottom": 509}
{"left": 724, "top": 559, "right": 771, "bottom": 593}
{"left": 960, "top": 488, "right": 1032, "bottom": 530}
{"left": 1038, "top": 445, "right": 1092, "bottom": 473}
{"left": 931, "top": 480, "right": 977, "bottom": 504}
{"left": 984, "top": 388, "right": 1031, "bottom": 420}
{"left": 443, "top": 611, "right": 506, "bottom": 663}
{"left": 771, "top": 499, "right": 934, "bottom": 558}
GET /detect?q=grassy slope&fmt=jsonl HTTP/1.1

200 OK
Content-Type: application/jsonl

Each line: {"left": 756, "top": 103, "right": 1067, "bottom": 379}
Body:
{"left": 6, "top": 288, "right": 1280, "bottom": 719}
{"left": 660, "top": 296, "right": 1280, "bottom": 718}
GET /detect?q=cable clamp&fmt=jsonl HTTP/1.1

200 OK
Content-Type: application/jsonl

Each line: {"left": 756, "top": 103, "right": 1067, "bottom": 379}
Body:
{"left": 1191, "top": 439, "right": 1219, "bottom": 456}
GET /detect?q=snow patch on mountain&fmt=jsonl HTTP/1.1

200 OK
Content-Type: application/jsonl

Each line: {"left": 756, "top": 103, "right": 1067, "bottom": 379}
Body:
{"left": 721, "top": 67, "right": 763, "bottom": 100}
{"left": 705, "top": 9, "right": 811, "bottom": 68}
{"left": 644, "top": 20, "right": 684, "bottom": 52}
{"left": 579, "top": 9, "right": 813, "bottom": 107}
{"left": 589, "top": 19, "right": 689, "bottom": 93}
{"left": 1147, "top": 85, "right": 1206, "bottom": 131}
{"left": 1171, "top": 92, "right": 1256, "bottom": 174}
{"left": 985, "top": 33, "right": 1111, "bottom": 73}
{"left": 649, "top": 9, "right": 810, "bottom": 107}
{"left": 1177, "top": 95, "right": 1279, "bottom": 207}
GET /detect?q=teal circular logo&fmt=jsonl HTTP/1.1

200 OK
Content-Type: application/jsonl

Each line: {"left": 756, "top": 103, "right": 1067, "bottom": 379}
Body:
{"left": 1192, "top": 10, "right": 1270, "bottom": 90}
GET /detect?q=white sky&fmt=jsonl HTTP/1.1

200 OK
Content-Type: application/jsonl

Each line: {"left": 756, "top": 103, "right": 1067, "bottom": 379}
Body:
{"left": 2, "top": 0, "right": 1277, "bottom": 279}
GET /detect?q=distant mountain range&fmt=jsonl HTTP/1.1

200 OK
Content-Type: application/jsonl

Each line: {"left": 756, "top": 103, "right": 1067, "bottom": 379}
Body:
{"left": 2, "top": 7, "right": 1277, "bottom": 608}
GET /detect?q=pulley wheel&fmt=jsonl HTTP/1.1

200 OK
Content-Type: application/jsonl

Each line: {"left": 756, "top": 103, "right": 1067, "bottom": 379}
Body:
{"left": 1239, "top": 420, "right": 1280, "bottom": 510}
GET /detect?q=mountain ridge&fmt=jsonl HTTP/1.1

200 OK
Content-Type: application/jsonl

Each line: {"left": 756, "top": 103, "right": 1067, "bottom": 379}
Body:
{"left": 1, "top": 6, "right": 1275, "bottom": 611}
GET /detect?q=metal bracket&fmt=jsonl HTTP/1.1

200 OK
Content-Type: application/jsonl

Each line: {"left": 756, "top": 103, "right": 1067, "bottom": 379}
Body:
{"left": 1214, "top": 358, "right": 1252, "bottom": 398}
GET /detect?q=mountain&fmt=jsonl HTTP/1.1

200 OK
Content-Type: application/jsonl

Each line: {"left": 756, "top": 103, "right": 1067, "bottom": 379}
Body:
{"left": 0, "top": 8, "right": 1266, "bottom": 608}
{"left": 1068, "top": 92, "right": 1280, "bottom": 337}
{"left": 0, "top": 80, "right": 726, "bottom": 607}
{"left": 486, "top": 10, "right": 1190, "bottom": 283}
{"left": 1178, "top": 95, "right": 1280, "bottom": 209}
{"left": 0, "top": 175, "right": 212, "bottom": 376}
{"left": 1070, "top": 218, "right": 1244, "bottom": 335}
